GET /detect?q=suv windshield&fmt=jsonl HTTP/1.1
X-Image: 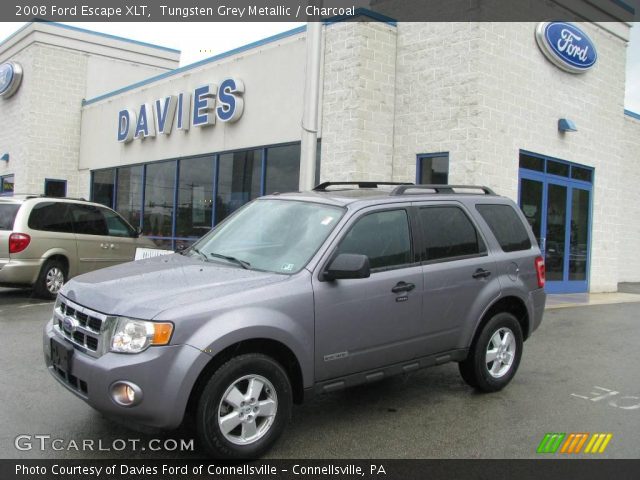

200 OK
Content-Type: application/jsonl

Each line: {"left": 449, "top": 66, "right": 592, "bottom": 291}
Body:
{"left": 191, "top": 199, "right": 344, "bottom": 274}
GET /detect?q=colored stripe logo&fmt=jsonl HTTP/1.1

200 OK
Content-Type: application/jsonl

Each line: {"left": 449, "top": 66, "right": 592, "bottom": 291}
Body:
{"left": 537, "top": 433, "right": 612, "bottom": 454}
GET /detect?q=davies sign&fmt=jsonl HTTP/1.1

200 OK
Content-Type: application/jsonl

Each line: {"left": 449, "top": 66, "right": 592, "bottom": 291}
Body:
{"left": 117, "top": 78, "right": 244, "bottom": 143}
{"left": 535, "top": 22, "right": 597, "bottom": 74}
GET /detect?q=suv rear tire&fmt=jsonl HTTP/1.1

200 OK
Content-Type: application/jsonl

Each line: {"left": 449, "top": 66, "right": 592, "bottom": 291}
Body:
{"left": 34, "top": 258, "right": 67, "bottom": 299}
{"left": 459, "top": 312, "right": 523, "bottom": 392}
{"left": 196, "top": 353, "right": 292, "bottom": 459}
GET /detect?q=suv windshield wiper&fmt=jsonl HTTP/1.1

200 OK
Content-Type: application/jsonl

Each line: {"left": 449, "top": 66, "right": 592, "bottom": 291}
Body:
{"left": 209, "top": 253, "right": 251, "bottom": 270}
{"left": 188, "top": 247, "right": 208, "bottom": 261}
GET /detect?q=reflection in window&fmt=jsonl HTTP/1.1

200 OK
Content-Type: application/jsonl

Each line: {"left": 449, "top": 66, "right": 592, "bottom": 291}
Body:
{"left": 177, "top": 156, "right": 214, "bottom": 239}
{"left": 265, "top": 144, "right": 300, "bottom": 195}
{"left": 418, "top": 154, "right": 449, "bottom": 184}
{"left": 144, "top": 161, "right": 176, "bottom": 240}
{"left": 92, "top": 169, "right": 115, "bottom": 208}
{"left": 116, "top": 166, "right": 143, "bottom": 229}
{"left": 217, "top": 150, "right": 261, "bottom": 223}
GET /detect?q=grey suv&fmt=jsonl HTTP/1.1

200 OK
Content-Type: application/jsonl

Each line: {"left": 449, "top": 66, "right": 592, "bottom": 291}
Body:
{"left": 43, "top": 183, "right": 546, "bottom": 459}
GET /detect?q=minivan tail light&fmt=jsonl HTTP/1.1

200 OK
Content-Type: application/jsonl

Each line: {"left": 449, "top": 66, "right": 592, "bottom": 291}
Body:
{"left": 535, "top": 256, "right": 545, "bottom": 288}
{"left": 9, "top": 233, "right": 31, "bottom": 254}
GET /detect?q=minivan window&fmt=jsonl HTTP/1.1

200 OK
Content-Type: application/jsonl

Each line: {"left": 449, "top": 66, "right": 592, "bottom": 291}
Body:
{"left": 418, "top": 206, "right": 486, "bottom": 262}
{"left": 0, "top": 204, "right": 19, "bottom": 230}
{"left": 28, "top": 202, "right": 74, "bottom": 233}
{"left": 337, "top": 209, "right": 412, "bottom": 270}
{"left": 476, "top": 204, "right": 532, "bottom": 252}
{"left": 100, "top": 207, "right": 136, "bottom": 237}
{"left": 71, "top": 204, "right": 108, "bottom": 236}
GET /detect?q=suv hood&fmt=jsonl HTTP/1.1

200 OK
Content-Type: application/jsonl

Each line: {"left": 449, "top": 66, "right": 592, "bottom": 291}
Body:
{"left": 61, "top": 253, "right": 288, "bottom": 319}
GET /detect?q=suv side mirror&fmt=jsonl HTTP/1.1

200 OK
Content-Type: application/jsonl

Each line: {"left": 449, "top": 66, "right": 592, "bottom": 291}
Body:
{"left": 324, "top": 253, "right": 370, "bottom": 281}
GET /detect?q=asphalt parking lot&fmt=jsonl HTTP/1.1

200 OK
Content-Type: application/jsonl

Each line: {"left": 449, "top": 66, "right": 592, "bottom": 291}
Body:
{"left": 0, "top": 288, "right": 638, "bottom": 459}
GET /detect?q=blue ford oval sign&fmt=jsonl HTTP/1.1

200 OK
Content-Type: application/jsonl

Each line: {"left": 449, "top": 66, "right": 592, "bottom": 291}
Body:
{"left": 0, "top": 62, "right": 23, "bottom": 98}
{"left": 535, "top": 22, "right": 597, "bottom": 74}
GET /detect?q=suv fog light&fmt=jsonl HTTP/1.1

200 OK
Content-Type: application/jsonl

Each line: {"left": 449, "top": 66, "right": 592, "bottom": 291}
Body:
{"left": 110, "top": 381, "right": 143, "bottom": 407}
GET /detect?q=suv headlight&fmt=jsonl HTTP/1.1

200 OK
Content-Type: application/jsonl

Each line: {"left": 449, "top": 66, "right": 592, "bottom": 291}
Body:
{"left": 110, "top": 318, "right": 174, "bottom": 354}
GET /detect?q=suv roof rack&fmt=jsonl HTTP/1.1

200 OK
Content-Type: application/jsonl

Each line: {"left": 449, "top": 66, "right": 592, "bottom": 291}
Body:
{"left": 314, "top": 181, "right": 413, "bottom": 191}
{"left": 390, "top": 184, "right": 496, "bottom": 196}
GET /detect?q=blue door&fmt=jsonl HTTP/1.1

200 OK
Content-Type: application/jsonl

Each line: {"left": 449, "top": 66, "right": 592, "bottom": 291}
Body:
{"left": 518, "top": 152, "right": 593, "bottom": 294}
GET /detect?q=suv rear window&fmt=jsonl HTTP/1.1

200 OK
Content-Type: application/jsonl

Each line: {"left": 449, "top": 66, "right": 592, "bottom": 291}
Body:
{"left": 476, "top": 204, "right": 532, "bottom": 252}
{"left": 28, "top": 202, "right": 74, "bottom": 233}
{"left": 0, "top": 204, "right": 19, "bottom": 230}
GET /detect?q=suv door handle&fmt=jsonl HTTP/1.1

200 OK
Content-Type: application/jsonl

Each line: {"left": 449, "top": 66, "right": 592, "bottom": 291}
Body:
{"left": 391, "top": 282, "right": 415, "bottom": 293}
{"left": 472, "top": 268, "right": 492, "bottom": 279}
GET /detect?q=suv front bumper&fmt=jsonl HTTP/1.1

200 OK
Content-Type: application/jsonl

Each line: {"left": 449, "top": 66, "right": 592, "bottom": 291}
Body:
{"left": 43, "top": 319, "right": 210, "bottom": 430}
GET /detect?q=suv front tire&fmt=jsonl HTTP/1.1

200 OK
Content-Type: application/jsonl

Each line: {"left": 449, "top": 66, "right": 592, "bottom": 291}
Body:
{"left": 196, "top": 353, "right": 292, "bottom": 459}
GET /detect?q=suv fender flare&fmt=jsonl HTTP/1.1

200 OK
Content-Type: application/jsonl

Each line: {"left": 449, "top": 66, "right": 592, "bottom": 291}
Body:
{"left": 184, "top": 308, "right": 313, "bottom": 388}
{"left": 468, "top": 292, "right": 531, "bottom": 348}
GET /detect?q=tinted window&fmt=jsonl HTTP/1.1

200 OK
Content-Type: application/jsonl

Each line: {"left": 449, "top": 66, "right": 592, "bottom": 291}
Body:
{"left": 92, "top": 169, "right": 115, "bottom": 208}
{"left": 337, "top": 210, "right": 412, "bottom": 270}
{"left": 44, "top": 179, "right": 66, "bottom": 197}
{"left": 217, "top": 150, "right": 262, "bottom": 223}
{"left": 476, "top": 204, "right": 532, "bottom": 252}
{"left": 419, "top": 154, "right": 449, "bottom": 184}
{"left": 265, "top": 144, "right": 301, "bottom": 194}
{"left": 70, "top": 204, "right": 108, "bottom": 236}
{"left": 28, "top": 202, "right": 74, "bottom": 233}
{"left": 144, "top": 161, "right": 176, "bottom": 241}
{"left": 547, "top": 160, "right": 569, "bottom": 177}
{"left": 0, "top": 204, "right": 19, "bottom": 230}
{"left": 116, "top": 166, "right": 143, "bottom": 229}
{"left": 176, "top": 156, "right": 214, "bottom": 238}
{"left": 418, "top": 206, "right": 485, "bottom": 262}
{"left": 101, "top": 207, "right": 135, "bottom": 237}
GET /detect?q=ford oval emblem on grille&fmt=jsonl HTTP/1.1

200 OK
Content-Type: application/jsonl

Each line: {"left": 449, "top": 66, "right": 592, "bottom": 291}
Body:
{"left": 62, "top": 316, "right": 78, "bottom": 333}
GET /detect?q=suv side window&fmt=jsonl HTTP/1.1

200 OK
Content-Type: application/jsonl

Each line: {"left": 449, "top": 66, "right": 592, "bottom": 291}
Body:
{"left": 70, "top": 204, "right": 108, "bottom": 236}
{"left": 418, "top": 205, "right": 486, "bottom": 262}
{"left": 476, "top": 204, "right": 532, "bottom": 252}
{"left": 28, "top": 202, "right": 74, "bottom": 233}
{"left": 100, "top": 207, "right": 136, "bottom": 238}
{"left": 336, "top": 209, "right": 412, "bottom": 270}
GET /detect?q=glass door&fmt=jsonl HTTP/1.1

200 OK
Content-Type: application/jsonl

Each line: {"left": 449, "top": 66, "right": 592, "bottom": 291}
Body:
{"left": 519, "top": 167, "right": 592, "bottom": 293}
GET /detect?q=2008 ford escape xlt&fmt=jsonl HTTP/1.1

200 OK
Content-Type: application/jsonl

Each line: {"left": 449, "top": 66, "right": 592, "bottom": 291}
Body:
{"left": 43, "top": 183, "right": 546, "bottom": 459}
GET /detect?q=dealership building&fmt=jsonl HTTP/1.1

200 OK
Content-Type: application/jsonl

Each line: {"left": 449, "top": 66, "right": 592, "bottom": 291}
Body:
{"left": 0, "top": 14, "right": 638, "bottom": 294}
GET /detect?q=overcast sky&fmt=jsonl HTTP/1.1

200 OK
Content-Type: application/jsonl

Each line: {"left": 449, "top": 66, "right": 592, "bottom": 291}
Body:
{"left": 0, "top": 21, "right": 638, "bottom": 111}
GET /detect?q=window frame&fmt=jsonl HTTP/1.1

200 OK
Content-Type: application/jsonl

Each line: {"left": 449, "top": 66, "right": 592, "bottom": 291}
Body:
{"left": 413, "top": 202, "right": 489, "bottom": 265}
{"left": 328, "top": 206, "right": 419, "bottom": 275}
{"left": 0, "top": 174, "right": 15, "bottom": 196}
{"left": 416, "top": 152, "right": 449, "bottom": 185}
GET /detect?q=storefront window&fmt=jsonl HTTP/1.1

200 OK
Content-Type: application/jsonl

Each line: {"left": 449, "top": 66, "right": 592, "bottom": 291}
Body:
{"left": 176, "top": 156, "right": 214, "bottom": 239}
{"left": 216, "top": 149, "right": 261, "bottom": 223}
{"left": 265, "top": 144, "right": 301, "bottom": 195}
{"left": 418, "top": 154, "right": 449, "bottom": 184}
{"left": 143, "top": 161, "right": 176, "bottom": 243}
{"left": 92, "top": 169, "right": 115, "bottom": 207}
{"left": 116, "top": 166, "right": 143, "bottom": 229}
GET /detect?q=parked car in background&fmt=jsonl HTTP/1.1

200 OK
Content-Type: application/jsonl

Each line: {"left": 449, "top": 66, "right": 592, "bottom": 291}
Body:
{"left": 0, "top": 196, "right": 155, "bottom": 298}
{"left": 44, "top": 183, "right": 546, "bottom": 459}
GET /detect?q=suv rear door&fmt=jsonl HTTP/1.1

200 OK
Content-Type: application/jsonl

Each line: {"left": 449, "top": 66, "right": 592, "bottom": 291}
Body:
{"left": 413, "top": 201, "right": 501, "bottom": 352}
{"left": 313, "top": 205, "right": 424, "bottom": 381}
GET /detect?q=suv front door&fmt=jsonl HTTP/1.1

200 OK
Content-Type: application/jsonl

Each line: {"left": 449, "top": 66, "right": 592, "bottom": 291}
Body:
{"left": 312, "top": 206, "right": 424, "bottom": 382}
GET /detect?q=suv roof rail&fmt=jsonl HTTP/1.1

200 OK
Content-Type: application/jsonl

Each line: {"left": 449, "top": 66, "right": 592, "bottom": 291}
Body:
{"left": 37, "top": 195, "right": 88, "bottom": 201}
{"left": 390, "top": 184, "right": 496, "bottom": 196}
{"left": 314, "top": 181, "right": 413, "bottom": 191}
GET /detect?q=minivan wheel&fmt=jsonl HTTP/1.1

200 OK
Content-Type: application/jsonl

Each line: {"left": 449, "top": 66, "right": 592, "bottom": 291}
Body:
{"left": 196, "top": 353, "right": 292, "bottom": 459}
{"left": 34, "top": 259, "right": 67, "bottom": 299}
{"left": 459, "top": 312, "right": 523, "bottom": 392}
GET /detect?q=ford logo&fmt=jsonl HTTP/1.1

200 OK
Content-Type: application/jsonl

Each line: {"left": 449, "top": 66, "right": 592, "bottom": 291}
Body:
{"left": 62, "top": 316, "right": 78, "bottom": 334}
{"left": 535, "top": 22, "right": 597, "bottom": 74}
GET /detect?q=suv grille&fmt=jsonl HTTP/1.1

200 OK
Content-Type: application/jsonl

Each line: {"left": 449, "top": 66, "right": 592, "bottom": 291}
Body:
{"left": 53, "top": 297, "right": 111, "bottom": 358}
